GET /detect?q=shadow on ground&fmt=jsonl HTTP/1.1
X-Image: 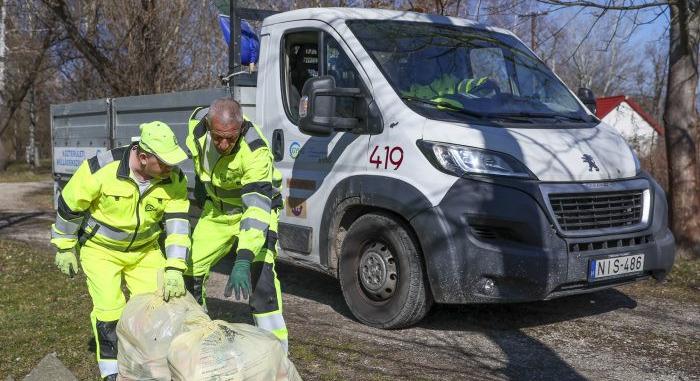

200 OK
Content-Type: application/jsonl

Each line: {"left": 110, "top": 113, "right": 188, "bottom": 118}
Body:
{"left": 206, "top": 258, "right": 638, "bottom": 380}
{"left": 0, "top": 212, "right": 45, "bottom": 230}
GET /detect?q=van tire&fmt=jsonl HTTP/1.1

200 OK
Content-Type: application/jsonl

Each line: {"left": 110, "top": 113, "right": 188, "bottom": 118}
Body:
{"left": 339, "top": 212, "right": 432, "bottom": 329}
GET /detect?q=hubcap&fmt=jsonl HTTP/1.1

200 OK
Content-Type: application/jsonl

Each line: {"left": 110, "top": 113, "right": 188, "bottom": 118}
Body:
{"left": 358, "top": 242, "right": 397, "bottom": 301}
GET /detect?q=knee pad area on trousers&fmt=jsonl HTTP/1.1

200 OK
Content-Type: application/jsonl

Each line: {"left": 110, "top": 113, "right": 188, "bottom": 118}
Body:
{"left": 96, "top": 320, "right": 119, "bottom": 359}
{"left": 250, "top": 262, "right": 278, "bottom": 314}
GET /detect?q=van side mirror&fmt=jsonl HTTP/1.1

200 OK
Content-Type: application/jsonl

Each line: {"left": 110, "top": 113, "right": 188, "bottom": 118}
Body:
{"left": 298, "top": 76, "right": 383, "bottom": 137}
{"left": 577, "top": 88, "right": 597, "bottom": 115}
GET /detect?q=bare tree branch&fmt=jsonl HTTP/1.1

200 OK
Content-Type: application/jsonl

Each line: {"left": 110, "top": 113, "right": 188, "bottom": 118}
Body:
{"left": 539, "top": 0, "right": 670, "bottom": 11}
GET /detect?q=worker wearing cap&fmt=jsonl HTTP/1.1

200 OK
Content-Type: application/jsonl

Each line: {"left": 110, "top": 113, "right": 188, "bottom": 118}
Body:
{"left": 183, "top": 97, "right": 288, "bottom": 352}
{"left": 50, "top": 121, "right": 191, "bottom": 380}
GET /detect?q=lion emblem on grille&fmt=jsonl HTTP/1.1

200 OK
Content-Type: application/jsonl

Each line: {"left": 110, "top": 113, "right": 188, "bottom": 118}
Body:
{"left": 582, "top": 154, "right": 600, "bottom": 172}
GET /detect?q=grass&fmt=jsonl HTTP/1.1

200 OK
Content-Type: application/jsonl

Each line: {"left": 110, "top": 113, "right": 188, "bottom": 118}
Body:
{"left": 0, "top": 160, "right": 52, "bottom": 183}
{"left": 0, "top": 239, "right": 99, "bottom": 380}
{"left": 666, "top": 256, "right": 700, "bottom": 290}
{"left": 626, "top": 256, "right": 700, "bottom": 303}
{"left": 0, "top": 236, "right": 697, "bottom": 380}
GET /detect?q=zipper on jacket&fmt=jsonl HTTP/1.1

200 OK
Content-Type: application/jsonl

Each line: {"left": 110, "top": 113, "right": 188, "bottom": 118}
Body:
{"left": 125, "top": 179, "right": 158, "bottom": 252}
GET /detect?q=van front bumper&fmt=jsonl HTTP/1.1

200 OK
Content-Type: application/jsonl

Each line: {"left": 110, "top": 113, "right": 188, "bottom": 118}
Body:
{"left": 410, "top": 174, "right": 676, "bottom": 304}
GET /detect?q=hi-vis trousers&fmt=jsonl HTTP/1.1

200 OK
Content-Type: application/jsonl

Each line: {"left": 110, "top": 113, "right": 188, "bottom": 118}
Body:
{"left": 80, "top": 241, "right": 164, "bottom": 377}
{"left": 185, "top": 199, "right": 288, "bottom": 351}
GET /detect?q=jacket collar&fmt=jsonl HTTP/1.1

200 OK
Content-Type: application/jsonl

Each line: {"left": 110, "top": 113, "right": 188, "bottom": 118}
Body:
{"left": 116, "top": 142, "right": 136, "bottom": 179}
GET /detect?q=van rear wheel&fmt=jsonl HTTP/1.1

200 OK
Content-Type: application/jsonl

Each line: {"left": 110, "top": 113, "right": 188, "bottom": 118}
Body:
{"left": 339, "top": 212, "right": 432, "bottom": 329}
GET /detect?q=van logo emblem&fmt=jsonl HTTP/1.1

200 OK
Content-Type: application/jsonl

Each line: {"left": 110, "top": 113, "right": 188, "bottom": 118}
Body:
{"left": 289, "top": 142, "right": 301, "bottom": 159}
{"left": 582, "top": 154, "right": 600, "bottom": 172}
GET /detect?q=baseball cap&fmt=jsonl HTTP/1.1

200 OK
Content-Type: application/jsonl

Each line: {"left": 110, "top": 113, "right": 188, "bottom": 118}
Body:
{"left": 138, "top": 121, "right": 188, "bottom": 166}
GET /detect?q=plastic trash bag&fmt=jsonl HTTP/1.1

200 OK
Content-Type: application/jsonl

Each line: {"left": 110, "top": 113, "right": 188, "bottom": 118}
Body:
{"left": 168, "top": 320, "right": 302, "bottom": 381}
{"left": 117, "top": 290, "right": 210, "bottom": 381}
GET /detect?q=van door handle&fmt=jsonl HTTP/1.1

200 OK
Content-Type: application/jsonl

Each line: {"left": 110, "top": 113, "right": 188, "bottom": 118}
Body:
{"left": 272, "top": 129, "right": 284, "bottom": 162}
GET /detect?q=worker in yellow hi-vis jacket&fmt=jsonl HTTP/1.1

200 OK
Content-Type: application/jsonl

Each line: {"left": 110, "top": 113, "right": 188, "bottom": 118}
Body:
{"left": 50, "top": 121, "right": 191, "bottom": 381}
{"left": 184, "top": 97, "right": 288, "bottom": 352}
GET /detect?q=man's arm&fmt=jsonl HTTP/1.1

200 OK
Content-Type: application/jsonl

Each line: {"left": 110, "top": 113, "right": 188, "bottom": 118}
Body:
{"left": 162, "top": 169, "right": 191, "bottom": 301}
{"left": 162, "top": 169, "right": 191, "bottom": 271}
{"left": 51, "top": 160, "right": 101, "bottom": 252}
{"left": 236, "top": 147, "right": 275, "bottom": 263}
{"left": 225, "top": 146, "right": 276, "bottom": 300}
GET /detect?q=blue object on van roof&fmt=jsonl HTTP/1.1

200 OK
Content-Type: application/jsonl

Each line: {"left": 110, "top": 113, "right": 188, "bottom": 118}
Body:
{"left": 218, "top": 15, "right": 260, "bottom": 65}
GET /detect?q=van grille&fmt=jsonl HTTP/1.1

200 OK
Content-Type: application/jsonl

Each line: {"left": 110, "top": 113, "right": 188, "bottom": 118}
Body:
{"left": 549, "top": 190, "right": 644, "bottom": 232}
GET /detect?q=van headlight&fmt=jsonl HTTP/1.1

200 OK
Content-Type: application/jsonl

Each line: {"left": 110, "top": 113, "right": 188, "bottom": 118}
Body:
{"left": 417, "top": 140, "right": 534, "bottom": 179}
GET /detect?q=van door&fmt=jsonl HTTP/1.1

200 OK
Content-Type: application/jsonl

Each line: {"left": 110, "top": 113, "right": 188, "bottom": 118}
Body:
{"left": 264, "top": 21, "right": 371, "bottom": 267}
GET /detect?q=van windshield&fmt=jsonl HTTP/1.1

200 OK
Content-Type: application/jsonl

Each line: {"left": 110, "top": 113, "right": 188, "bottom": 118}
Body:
{"left": 347, "top": 20, "right": 594, "bottom": 124}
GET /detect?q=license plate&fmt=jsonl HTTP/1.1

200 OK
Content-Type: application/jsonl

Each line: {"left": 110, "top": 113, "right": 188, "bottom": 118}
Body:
{"left": 589, "top": 254, "right": 644, "bottom": 280}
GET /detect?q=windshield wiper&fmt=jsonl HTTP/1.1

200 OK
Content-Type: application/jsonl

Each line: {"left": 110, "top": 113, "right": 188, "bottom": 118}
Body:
{"left": 490, "top": 111, "right": 590, "bottom": 123}
{"left": 400, "top": 96, "right": 486, "bottom": 120}
{"left": 551, "top": 114, "right": 592, "bottom": 122}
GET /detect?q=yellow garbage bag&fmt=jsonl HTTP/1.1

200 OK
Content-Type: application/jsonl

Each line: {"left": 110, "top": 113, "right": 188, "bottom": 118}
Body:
{"left": 168, "top": 320, "right": 302, "bottom": 381}
{"left": 117, "top": 290, "right": 210, "bottom": 381}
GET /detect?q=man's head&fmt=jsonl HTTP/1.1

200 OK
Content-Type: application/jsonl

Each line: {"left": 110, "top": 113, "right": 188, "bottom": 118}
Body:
{"left": 135, "top": 121, "right": 188, "bottom": 179}
{"left": 135, "top": 144, "right": 173, "bottom": 179}
{"left": 206, "top": 97, "right": 244, "bottom": 155}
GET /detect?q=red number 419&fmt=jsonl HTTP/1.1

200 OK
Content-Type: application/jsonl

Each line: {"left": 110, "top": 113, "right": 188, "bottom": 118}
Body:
{"left": 370, "top": 145, "right": 404, "bottom": 170}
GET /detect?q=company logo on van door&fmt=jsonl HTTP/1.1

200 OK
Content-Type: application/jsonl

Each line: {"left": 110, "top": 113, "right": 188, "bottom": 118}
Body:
{"left": 285, "top": 197, "right": 307, "bottom": 218}
{"left": 289, "top": 142, "right": 301, "bottom": 159}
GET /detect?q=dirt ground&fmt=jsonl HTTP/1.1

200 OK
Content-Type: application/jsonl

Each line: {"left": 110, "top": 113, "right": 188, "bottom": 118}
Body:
{"left": 2, "top": 180, "right": 698, "bottom": 381}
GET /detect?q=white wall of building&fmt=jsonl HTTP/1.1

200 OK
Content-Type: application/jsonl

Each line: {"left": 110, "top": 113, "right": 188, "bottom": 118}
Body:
{"left": 601, "top": 102, "right": 658, "bottom": 155}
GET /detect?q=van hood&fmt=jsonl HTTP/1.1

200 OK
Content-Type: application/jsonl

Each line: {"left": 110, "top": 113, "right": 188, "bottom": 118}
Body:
{"left": 421, "top": 120, "right": 639, "bottom": 182}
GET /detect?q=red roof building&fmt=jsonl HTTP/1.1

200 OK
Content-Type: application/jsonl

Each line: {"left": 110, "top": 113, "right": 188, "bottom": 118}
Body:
{"left": 595, "top": 95, "right": 663, "bottom": 154}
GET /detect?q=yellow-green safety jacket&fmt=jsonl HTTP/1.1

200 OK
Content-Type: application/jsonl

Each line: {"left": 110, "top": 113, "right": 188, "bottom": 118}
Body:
{"left": 186, "top": 107, "right": 283, "bottom": 262}
{"left": 403, "top": 74, "right": 490, "bottom": 108}
{"left": 50, "top": 143, "right": 191, "bottom": 270}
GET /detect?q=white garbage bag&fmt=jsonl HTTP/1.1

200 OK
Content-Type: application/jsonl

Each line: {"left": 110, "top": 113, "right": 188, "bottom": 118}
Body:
{"left": 168, "top": 320, "right": 302, "bottom": 381}
{"left": 116, "top": 291, "right": 210, "bottom": 381}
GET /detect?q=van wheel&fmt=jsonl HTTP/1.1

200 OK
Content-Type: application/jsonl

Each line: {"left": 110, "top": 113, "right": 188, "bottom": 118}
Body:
{"left": 339, "top": 212, "right": 432, "bottom": 329}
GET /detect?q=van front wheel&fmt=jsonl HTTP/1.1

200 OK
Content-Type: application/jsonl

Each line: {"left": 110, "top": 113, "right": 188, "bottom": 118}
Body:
{"left": 338, "top": 212, "right": 432, "bottom": 329}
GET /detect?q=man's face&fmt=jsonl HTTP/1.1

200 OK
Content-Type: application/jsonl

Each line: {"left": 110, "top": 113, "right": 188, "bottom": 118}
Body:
{"left": 140, "top": 152, "right": 172, "bottom": 179}
{"left": 209, "top": 116, "right": 242, "bottom": 155}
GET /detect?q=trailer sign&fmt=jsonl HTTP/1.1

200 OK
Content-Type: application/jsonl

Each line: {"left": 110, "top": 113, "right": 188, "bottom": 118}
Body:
{"left": 53, "top": 147, "right": 105, "bottom": 174}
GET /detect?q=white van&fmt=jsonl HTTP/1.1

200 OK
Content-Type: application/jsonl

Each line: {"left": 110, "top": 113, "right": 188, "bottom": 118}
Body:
{"left": 257, "top": 8, "right": 675, "bottom": 328}
{"left": 51, "top": 7, "right": 675, "bottom": 329}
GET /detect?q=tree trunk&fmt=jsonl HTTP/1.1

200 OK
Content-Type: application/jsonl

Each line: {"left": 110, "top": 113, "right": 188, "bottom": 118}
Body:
{"left": 663, "top": 1, "right": 700, "bottom": 250}
{"left": 0, "top": 139, "right": 7, "bottom": 171}
{"left": 0, "top": 0, "right": 6, "bottom": 106}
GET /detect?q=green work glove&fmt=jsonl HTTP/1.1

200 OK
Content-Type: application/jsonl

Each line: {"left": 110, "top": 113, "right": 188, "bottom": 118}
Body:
{"left": 163, "top": 268, "right": 186, "bottom": 302}
{"left": 55, "top": 250, "right": 79, "bottom": 278}
{"left": 224, "top": 259, "right": 251, "bottom": 300}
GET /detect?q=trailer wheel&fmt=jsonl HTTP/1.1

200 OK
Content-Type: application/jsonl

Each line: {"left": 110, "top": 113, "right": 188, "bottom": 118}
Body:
{"left": 339, "top": 212, "right": 432, "bottom": 329}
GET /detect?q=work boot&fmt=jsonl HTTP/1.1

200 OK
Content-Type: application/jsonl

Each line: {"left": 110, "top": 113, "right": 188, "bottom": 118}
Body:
{"left": 102, "top": 374, "right": 117, "bottom": 381}
{"left": 183, "top": 274, "right": 207, "bottom": 311}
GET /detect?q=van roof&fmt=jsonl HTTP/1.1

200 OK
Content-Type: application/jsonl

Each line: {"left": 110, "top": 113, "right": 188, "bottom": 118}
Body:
{"left": 262, "top": 7, "right": 516, "bottom": 37}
